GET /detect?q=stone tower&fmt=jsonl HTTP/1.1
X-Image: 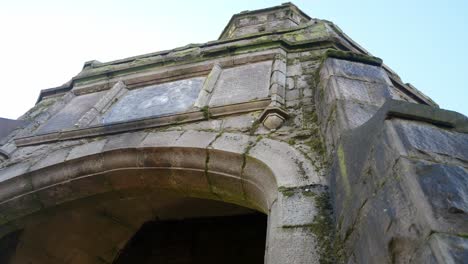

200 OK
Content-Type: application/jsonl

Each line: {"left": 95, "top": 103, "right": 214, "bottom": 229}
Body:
{"left": 0, "top": 3, "right": 467, "bottom": 263}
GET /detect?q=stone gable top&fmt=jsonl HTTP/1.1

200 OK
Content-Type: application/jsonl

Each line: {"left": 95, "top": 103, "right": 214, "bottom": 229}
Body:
{"left": 218, "top": 2, "right": 311, "bottom": 40}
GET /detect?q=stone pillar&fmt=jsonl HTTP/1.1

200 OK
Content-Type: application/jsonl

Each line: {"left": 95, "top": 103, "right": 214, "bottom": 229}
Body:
{"left": 269, "top": 54, "right": 287, "bottom": 107}
{"left": 260, "top": 53, "right": 290, "bottom": 131}
{"left": 315, "top": 50, "right": 392, "bottom": 153}
{"left": 315, "top": 50, "right": 468, "bottom": 263}
{"left": 265, "top": 186, "right": 333, "bottom": 264}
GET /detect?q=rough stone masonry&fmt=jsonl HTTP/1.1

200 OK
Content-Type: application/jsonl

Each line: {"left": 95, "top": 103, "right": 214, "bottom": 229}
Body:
{"left": 0, "top": 3, "right": 467, "bottom": 264}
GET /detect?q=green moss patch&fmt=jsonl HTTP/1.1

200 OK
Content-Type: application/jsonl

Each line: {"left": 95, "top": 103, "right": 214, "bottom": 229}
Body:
{"left": 200, "top": 106, "right": 212, "bottom": 120}
{"left": 325, "top": 49, "right": 382, "bottom": 66}
{"left": 280, "top": 187, "right": 343, "bottom": 264}
{"left": 278, "top": 186, "right": 296, "bottom": 197}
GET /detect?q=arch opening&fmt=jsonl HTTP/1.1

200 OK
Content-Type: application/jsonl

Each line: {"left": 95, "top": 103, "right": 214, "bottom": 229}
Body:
{"left": 113, "top": 206, "right": 267, "bottom": 264}
{"left": 0, "top": 146, "right": 279, "bottom": 263}
{"left": 4, "top": 189, "right": 268, "bottom": 263}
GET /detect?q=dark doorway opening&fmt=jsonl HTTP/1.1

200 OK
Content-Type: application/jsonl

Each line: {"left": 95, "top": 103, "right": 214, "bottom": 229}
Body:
{"left": 0, "top": 230, "right": 22, "bottom": 264}
{"left": 113, "top": 213, "right": 267, "bottom": 264}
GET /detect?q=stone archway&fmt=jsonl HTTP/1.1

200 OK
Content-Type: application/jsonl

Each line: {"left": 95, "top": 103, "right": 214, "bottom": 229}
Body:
{"left": 11, "top": 191, "right": 268, "bottom": 264}
{"left": 0, "top": 131, "right": 325, "bottom": 264}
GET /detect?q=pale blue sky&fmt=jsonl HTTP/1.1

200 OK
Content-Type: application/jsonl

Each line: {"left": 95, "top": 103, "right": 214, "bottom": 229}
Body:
{"left": 0, "top": 0, "right": 466, "bottom": 118}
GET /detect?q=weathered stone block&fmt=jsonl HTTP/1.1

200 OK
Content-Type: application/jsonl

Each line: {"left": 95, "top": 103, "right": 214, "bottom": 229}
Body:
{"left": 295, "top": 75, "right": 310, "bottom": 90}
{"left": 207, "top": 149, "right": 244, "bottom": 179}
{"left": 286, "top": 63, "right": 302, "bottom": 77}
{"left": 140, "top": 168, "right": 176, "bottom": 190}
{"left": 416, "top": 233, "right": 468, "bottom": 263}
{"left": 103, "top": 132, "right": 147, "bottom": 151}
{"left": 211, "top": 133, "right": 253, "bottom": 154}
{"left": 329, "top": 76, "right": 389, "bottom": 105}
{"left": 221, "top": 113, "right": 257, "bottom": 132}
{"left": 415, "top": 161, "right": 468, "bottom": 230}
{"left": 31, "top": 148, "right": 71, "bottom": 171}
{"left": 172, "top": 130, "right": 218, "bottom": 149}
{"left": 286, "top": 77, "right": 295, "bottom": 90}
{"left": 286, "top": 89, "right": 300, "bottom": 101}
{"left": 271, "top": 71, "right": 286, "bottom": 86}
{"left": 176, "top": 119, "right": 223, "bottom": 131}
{"left": 270, "top": 83, "right": 285, "bottom": 98}
{"left": 139, "top": 131, "right": 184, "bottom": 147}
{"left": 266, "top": 226, "right": 319, "bottom": 264}
{"left": 103, "top": 77, "right": 205, "bottom": 123}
{"left": 36, "top": 91, "right": 106, "bottom": 134}
{"left": 323, "top": 58, "right": 392, "bottom": 85}
{"left": 209, "top": 61, "right": 271, "bottom": 106}
{"left": 279, "top": 189, "right": 318, "bottom": 226}
{"left": 272, "top": 58, "right": 286, "bottom": 74}
{"left": 0, "top": 172, "right": 32, "bottom": 201}
{"left": 249, "top": 138, "right": 321, "bottom": 187}
{"left": 67, "top": 139, "right": 107, "bottom": 160}
{"left": 172, "top": 169, "right": 211, "bottom": 196}
{"left": 207, "top": 171, "right": 244, "bottom": 203}
{"left": 0, "top": 162, "right": 30, "bottom": 183}
{"left": 393, "top": 119, "right": 468, "bottom": 161}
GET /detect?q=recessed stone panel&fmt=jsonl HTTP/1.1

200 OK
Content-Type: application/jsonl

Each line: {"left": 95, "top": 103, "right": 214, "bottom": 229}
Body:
{"left": 102, "top": 77, "right": 205, "bottom": 124}
{"left": 208, "top": 61, "right": 272, "bottom": 107}
{"left": 36, "top": 91, "right": 106, "bottom": 134}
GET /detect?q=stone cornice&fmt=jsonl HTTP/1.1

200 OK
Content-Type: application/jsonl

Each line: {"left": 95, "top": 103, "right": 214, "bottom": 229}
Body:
{"left": 35, "top": 19, "right": 436, "bottom": 110}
